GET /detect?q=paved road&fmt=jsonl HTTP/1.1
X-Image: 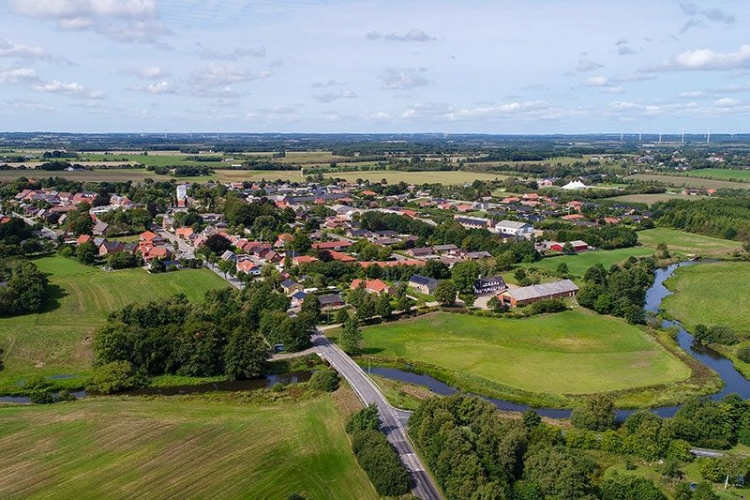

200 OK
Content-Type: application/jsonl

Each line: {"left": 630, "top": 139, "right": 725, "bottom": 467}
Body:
{"left": 312, "top": 331, "right": 442, "bottom": 500}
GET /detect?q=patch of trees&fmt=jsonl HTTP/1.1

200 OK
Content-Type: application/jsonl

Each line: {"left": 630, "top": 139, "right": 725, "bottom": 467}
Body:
{"left": 577, "top": 258, "right": 656, "bottom": 323}
{"left": 693, "top": 324, "right": 739, "bottom": 346}
{"left": 146, "top": 165, "right": 213, "bottom": 176}
{"left": 542, "top": 225, "right": 639, "bottom": 250}
{"left": 99, "top": 208, "right": 153, "bottom": 234}
{"left": 0, "top": 257, "right": 48, "bottom": 316}
{"left": 652, "top": 198, "right": 750, "bottom": 241}
{"left": 0, "top": 218, "right": 33, "bottom": 245}
{"left": 92, "top": 284, "right": 294, "bottom": 390}
{"left": 345, "top": 405, "right": 412, "bottom": 497}
{"left": 223, "top": 196, "right": 295, "bottom": 235}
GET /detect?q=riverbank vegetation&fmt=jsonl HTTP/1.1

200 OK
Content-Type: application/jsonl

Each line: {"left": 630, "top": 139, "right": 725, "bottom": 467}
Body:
{"left": 356, "top": 311, "right": 693, "bottom": 408}
{"left": 0, "top": 388, "right": 378, "bottom": 499}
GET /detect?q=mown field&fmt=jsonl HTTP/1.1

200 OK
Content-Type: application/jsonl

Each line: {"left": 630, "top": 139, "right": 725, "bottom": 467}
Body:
{"left": 522, "top": 247, "right": 655, "bottom": 277}
{"left": 663, "top": 261, "right": 750, "bottom": 332}
{"left": 0, "top": 256, "right": 229, "bottom": 391}
{"left": 609, "top": 192, "right": 707, "bottom": 205}
{"left": 0, "top": 393, "right": 377, "bottom": 500}
{"left": 682, "top": 168, "right": 750, "bottom": 182}
{"left": 321, "top": 170, "right": 508, "bottom": 185}
{"left": 638, "top": 228, "right": 742, "bottom": 258}
{"left": 629, "top": 173, "right": 749, "bottom": 190}
{"left": 360, "top": 311, "right": 690, "bottom": 402}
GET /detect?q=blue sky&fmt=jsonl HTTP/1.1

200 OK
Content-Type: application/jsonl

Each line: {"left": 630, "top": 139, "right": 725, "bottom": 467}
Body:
{"left": 1, "top": 0, "right": 749, "bottom": 134}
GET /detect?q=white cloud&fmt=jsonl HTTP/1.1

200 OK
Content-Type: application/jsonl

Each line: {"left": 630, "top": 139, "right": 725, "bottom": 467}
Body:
{"left": 378, "top": 68, "right": 431, "bottom": 90}
{"left": 2, "top": 98, "right": 59, "bottom": 112}
{"left": 8, "top": 0, "right": 169, "bottom": 44}
{"left": 576, "top": 59, "right": 603, "bottom": 72}
{"left": 33, "top": 80, "right": 103, "bottom": 99}
{"left": 366, "top": 29, "right": 436, "bottom": 42}
{"left": 585, "top": 76, "right": 609, "bottom": 87}
{"left": 131, "top": 80, "right": 177, "bottom": 95}
{"left": 0, "top": 38, "right": 70, "bottom": 64}
{"left": 137, "top": 66, "right": 168, "bottom": 79}
{"left": 189, "top": 64, "right": 271, "bottom": 92}
{"left": 0, "top": 67, "right": 39, "bottom": 84}
{"left": 197, "top": 46, "right": 266, "bottom": 60}
{"left": 313, "top": 90, "right": 358, "bottom": 103}
{"left": 714, "top": 97, "right": 740, "bottom": 107}
{"left": 645, "top": 45, "right": 750, "bottom": 72}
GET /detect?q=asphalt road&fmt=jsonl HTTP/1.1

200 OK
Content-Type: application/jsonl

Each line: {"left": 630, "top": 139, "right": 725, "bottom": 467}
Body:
{"left": 312, "top": 331, "right": 442, "bottom": 500}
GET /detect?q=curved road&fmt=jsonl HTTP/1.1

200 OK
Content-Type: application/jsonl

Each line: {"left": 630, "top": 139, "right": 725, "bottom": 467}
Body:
{"left": 312, "top": 332, "right": 442, "bottom": 500}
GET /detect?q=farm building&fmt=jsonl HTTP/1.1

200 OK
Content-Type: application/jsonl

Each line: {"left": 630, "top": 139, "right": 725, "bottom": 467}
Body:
{"left": 474, "top": 276, "right": 507, "bottom": 294}
{"left": 498, "top": 279, "right": 579, "bottom": 307}
{"left": 409, "top": 275, "right": 439, "bottom": 295}
{"left": 495, "top": 220, "right": 534, "bottom": 238}
{"left": 547, "top": 240, "right": 589, "bottom": 253}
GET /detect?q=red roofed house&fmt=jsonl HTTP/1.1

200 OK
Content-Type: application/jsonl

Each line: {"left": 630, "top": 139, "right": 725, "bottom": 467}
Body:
{"left": 329, "top": 250, "right": 356, "bottom": 263}
{"left": 293, "top": 255, "right": 318, "bottom": 265}
{"left": 361, "top": 190, "right": 378, "bottom": 197}
{"left": 140, "top": 230, "right": 164, "bottom": 245}
{"left": 236, "top": 259, "right": 260, "bottom": 276}
{"left": 140, "top": 245, "right": 172, "bottom": 262}
{"left": 312, "top": 240, "right": 352, "bottom": 251}
{"left": 176, "top": 227, "right": 194, "bottom": 239}
{"left": 350, "top": 279, "right": 393, "bottom": 295}
{"left": 76, "top": 234, "right": 92, "bottom": 246}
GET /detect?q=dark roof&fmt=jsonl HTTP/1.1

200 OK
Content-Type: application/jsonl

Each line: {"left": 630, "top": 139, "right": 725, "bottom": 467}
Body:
{"left": 280, "top": 279, "right": 297, "bottom": 288}
{"left": 318, "top": 293, "right": 344, "bottom": 305}
{"left": 409, "top": 275, "right": 438, "bottom": 287}
{"left": 475, "top": 276, "right": 506, "bottom": 287}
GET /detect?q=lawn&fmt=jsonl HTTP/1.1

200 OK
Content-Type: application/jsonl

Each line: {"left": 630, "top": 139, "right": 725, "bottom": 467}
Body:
{"left": 0, "top": 393, "right": 377, "bottom": 500}
{"left": 360, "top": 311, "right": 690, "bottom": 403}
{"left": 638, "top": 228, "right": 742, "bottom": 258}
{"left": 0, "top": 256, "right": 229, "bottom": 390}
{"left": 662, "top": 261, "right": 750, "bottom": 332}
{"left": 522, "top": 247, "right": 655, "bottom": 277}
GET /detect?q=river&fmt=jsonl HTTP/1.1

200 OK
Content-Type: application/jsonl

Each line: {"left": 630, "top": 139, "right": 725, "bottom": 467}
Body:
{"left": 371, "top": 261, "right": 750, "bottom": 419}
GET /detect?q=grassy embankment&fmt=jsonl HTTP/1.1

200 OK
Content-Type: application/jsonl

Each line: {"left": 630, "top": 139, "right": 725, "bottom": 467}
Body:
{"left": 0, "top": 256, "right": 229, "bottom": 393}
{"left": 0, "top": 388, "right": 378, "bottom": 500}
{"left": 663, "top": 261, "right": 750, "bottom": 379}
{"left": 353, "top": 310, "right": 710, "bottom": 409}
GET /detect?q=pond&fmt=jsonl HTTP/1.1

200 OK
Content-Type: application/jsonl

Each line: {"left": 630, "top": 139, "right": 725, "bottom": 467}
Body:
{"left": 372, "top": 261, "right": 750, "bottom": 419}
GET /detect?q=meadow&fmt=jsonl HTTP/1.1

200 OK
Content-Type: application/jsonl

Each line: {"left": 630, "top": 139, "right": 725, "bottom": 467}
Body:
{"left": 359, "top": 311, "right": 691, "bottom": 406}
{"left": 609, "top": 192, "right": 707, "bottom": 205}
{"left": 662, "top": 261, "right": 750, "bottom": 332}
{"left": 319, "top": 170, "right": 507, "bottom": 185}
{"left": 629, "top": 173, "right": 749, "bottom": 191}
{"left": 638, "top": 228, "right": 742, "bottom": 258}
{"left": 522, "top": 247, "right": 655, "bottom": 277}
{"left": 682, "top": 168, "right": 750, "bottom": 182}
{"left": 0, "top": 256, "right": 229, "bottom": 391}
{"left": 0, "top": 393, "right": 377, "bottom": 500}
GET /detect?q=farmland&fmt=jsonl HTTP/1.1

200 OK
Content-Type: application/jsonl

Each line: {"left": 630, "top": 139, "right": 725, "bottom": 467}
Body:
{"left": 0, "top": 392, "right": 377, "bottom": 500}
{"left": 316, "top": 170, "right": 508, "bottom": 185}
{"left": 609, "top": 192, "right": 707, "bottom": 205}
{"left": 682, "top": 168, "right": 750, "bottom": 182}
{"left": 638, "top": 228, "right": 742, "bottom": 258}
{"left": 629, "top": 173, "right": 750, "bottom": 190}
{"left": 522, "top": 247, "right": 655, "bottom": 277}
{"left": 663, "top": 261, "right": 750, "bottom": 332}
{"left": 0, "top": 256, "right": 229, "bottom": 391}
{"left": 359, "top": 311, "right": 691, "bottom": 407}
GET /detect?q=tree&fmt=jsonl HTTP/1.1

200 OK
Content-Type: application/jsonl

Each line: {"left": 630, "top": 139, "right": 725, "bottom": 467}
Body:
{"left": 451, "top": 261, "right": 479, "bottom": 294}
{"left": 66, "top": 202, "right": 93, "bottom": 236}
{"left": 600, "top": 474, "right": 666, "bottom": 500}
{"left": 424, "top": 260, "right": 451, "bottom": 279}
{"left": 434, "top": 280, "right": 457, "bottom": 306}
{"left": 656, "top": 242, "right": 670, "bottom": 259}
{"left": 556, "top": 262, "right": 569, "bottom": 277}
{"left": 76, "top": 241, "right": 97, "bottom": 265}
{"left": 458, "top": 292, "right": 476, "bottom": 308}
{"left": 204, "top": 234, "right": 232, "bottom": 255}
{"left": 301, "top": 294, "right": 321, "bottom": 322}
{"left": 107, "top": 252, "right": 137, "bottom": 269}
{"left": 340, "top": 317, "right": 363, "bottom": 354}
{"left": 571, "top": 394, "right": 616, "bottom": 431}
{"left": 218, "top": 258, "right": 234, "bottom": 278}
{"left": 87, "top": 360, "right": 144, "bottom": 394}
{"left": 334, "top": 307, "right": 349, "bottom": 324}
{"left": 376, "top": 293, "right": 392, "bottom": 318}
{"left": 309, "top": 369, "right": 339, "bottom": 392}
{"left": 223, "top": 329, "right": 267, "bottom": 380}
{"left": 487, "top": 296, "right": 508, "bottom": 313}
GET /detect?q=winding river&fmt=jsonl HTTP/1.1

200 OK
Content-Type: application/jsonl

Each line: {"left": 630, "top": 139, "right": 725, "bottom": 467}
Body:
{"left": 372, "top": 261, "right": 750, "bottom": 419}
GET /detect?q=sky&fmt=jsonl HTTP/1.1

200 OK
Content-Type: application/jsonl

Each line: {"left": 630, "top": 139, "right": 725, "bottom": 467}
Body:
{"left": 1, "top": 0, "right": 750, "bottom": 134}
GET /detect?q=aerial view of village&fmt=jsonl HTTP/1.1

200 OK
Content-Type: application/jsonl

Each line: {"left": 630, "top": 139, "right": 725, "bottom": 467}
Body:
{"left": 3, "top": 1, "right": 750, "bottom": 499}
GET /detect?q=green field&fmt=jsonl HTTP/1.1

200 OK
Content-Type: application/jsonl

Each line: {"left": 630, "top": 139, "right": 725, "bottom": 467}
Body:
{"left": 629, "top": 173, "right": 749, "bottom": 190}
{"left": 683, "top": 168, "right": 750, "bottom": 182}
{"left": 0, "top": 256, "right": 229, "bottom": 390}
{"left": 523, "top": 247, "right": 655, "bottom": 277}
{"left": 609, "top": 192, "right": 707, "bottom": 205}
{"left": 638, "top": 228, "right": 742, "bottom": 258}
{"left": 360, "top": 311, "right": 690, "bottom": 404}
{"left": 0, "top": 393, "right": 377, "bottom": 500}
{"left": 663, "top": 261, "right": 750, "bottom": 332}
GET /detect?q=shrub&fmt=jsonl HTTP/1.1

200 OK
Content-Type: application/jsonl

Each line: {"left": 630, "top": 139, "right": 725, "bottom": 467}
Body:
{"left": 350, "top": 429, "right": 411, "bottom": 496}
{"left": 530, "top": 298, "right": 567, "bottom": 315}
{"left": 737, "top": 346, "right": 750, "bottom": 363}
{"left": 698, "top": 457, "right": 727, "bottom": 483}
{"left": 29, "top": 391, "right": 54, "bottom": 404}
{"left": 56, "top": 390, "right": 77, "bottom": 402}
{"left": 87, "top": 360, "right": 144, "bottom": 394}
{"left": 600, "top": 474, "right": 665, "bottom": 500}
{"left": 571, "top": 394, "right": 616, "bottom": 431}
{"left": 309, "top": 369, "right": 339, "bottom": 392}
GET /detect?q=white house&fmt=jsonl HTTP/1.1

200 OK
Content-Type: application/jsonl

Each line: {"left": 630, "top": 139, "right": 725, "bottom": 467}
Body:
{"left": 495, "top": 220, "right": 534, "bottom": 238}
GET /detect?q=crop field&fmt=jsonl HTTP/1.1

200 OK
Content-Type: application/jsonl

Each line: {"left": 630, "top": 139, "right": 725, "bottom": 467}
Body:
{"left": 0, "top": 168, "right": 179, "bottom": 183}
{"left": 629, "top": 173, "right": 749, "bottom": 190}
{"left": 522, "top": 247, "right": 655, "bottom": 277}
{"left": 0, "top": 256, "right": 229, "bottom": 390}
{"left": 638, "top": 228, "right": 742, "bottom": 258}
{"left": 663, "top": 261, "right": 750, "bottom": 332}
{"left": 321, "top": 170, "right": 508, "bottom": 185}
{"left": 0, "top": 394, "right": 377, "bottom": 500}
{"left": 360, "top": 311, "right": 690, "bottom": 401}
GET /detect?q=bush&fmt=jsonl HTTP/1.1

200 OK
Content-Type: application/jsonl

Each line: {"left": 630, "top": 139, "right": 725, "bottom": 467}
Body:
{"left": 346, "top": 404, "right": 380, "bottom": 433}
{"left": 737, "top": 346, "right": 750, "bottom": 363}
{"left": 87, "top": 360, "right": 144, "bottom": 394}
{"left": 600, "top": 474, "right": 666, "bottom": 500}
{"left": 698, "top": 457, "right": 727, "bottom": 483}
{"left": 309, "top": 369, "right": 339, "bottom": 392}
{"left": 350, "top": 429, "right": 411, "bottom": 496}
{"left": 571, "top": 394, "right": 616, "bottom": 431}
{"left": 530, "top": 298, "right": 567, "bottom": 315}
{"left": 29, "top": 390, "right": 54, "bottom": 404}
{"left": 56, "top": 390, "right": 77, "bottom": 402}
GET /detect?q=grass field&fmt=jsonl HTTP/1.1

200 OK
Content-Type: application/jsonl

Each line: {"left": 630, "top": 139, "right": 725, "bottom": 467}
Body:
{"left": 683, "top": 168, "right": 750, "bottom": 182}
{"left": 629, "top": 173, "right": 750, "bottom": 190}
{"left": 0, "top": 256, "right": 229, "bottom": 390}
{"left": 638, "top": 228, "right": 742, "bottom": 258}
{"left": 522, "top": 247, "right": 655, "bottom": 277}
{"left": 663, "top": 261, "right": 750, "bottom": 332}
{"left": 359, "top": 311, "right": 690, "bottom": 403}
{"left": 609, "top": 192, "right": 707, "bottom": 205}
{"left": 0, "top": 393, "right": 377, "bottom": 499}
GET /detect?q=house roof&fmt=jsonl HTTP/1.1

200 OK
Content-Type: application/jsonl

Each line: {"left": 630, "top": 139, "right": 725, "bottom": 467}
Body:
{"left": 409, "top": 275, "right": 438, "bottom": 287}
{"left": 318, "top": 293, "right": 343, "bottom": 305}
{"left": 496, "top": 220, "right": 531, "bottom": 229}
{"left": 475, "top": 276, "right": 507, "bottom": 288}
{"left": 351, "top": 279, "right": 390, "bottom": 293}
{"left": 503, "top": 279, "right": 579, "bottom": 302}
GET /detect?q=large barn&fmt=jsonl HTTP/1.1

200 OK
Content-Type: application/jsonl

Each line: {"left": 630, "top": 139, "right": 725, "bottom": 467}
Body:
{"left": 498, "top": 279, "right": 579, "bottom": 307}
